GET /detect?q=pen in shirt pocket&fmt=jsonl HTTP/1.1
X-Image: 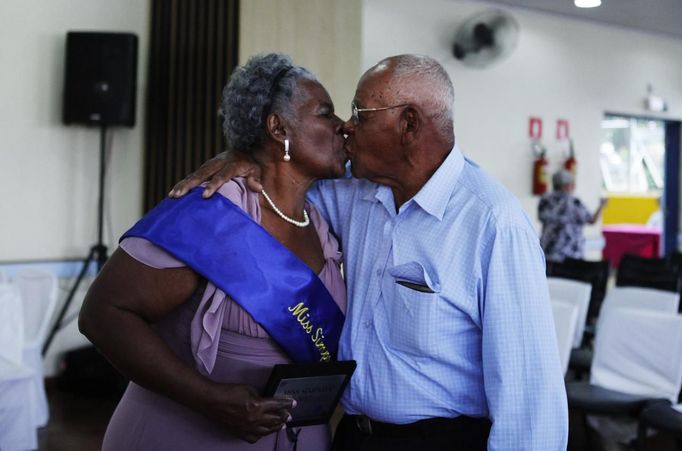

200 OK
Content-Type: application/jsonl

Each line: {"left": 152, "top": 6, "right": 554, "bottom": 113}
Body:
{"left": 395, "top": 280, "right": 435, "bottom": 293}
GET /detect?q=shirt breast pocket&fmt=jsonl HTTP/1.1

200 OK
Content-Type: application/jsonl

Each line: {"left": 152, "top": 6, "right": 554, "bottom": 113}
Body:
{"left": 389, "top": 285, "right": 439, "bottom": 355}
{"left": 385, "top": 262, "right": 439, "bottom": 356}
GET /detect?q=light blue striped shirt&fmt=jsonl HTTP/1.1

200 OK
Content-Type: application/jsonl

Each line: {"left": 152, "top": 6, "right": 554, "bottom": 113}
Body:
{"left": 308, "top": 146, "right": 568, "bottom": 450}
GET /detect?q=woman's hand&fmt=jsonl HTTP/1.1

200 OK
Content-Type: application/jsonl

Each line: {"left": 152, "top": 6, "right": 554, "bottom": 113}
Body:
{"left": 200, "top": 382, "right": 296, "bottom": 443}
{"left": 168, "top": 151, "right": 263, "bottom": 199}
{"left": 79, "top": 238, "right": 291, "bottom": 445}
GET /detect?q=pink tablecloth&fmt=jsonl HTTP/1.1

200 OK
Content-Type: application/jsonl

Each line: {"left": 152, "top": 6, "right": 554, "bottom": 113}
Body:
{"left": 602, "top": 224, "right": 661, "bottom": 268}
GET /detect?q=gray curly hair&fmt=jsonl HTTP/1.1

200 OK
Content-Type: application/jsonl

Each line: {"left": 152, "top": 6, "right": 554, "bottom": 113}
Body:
{"left": 552, "top": 169, "right": 574, "bottom": 191}
{"left": 220, "top": 53, "right": 317, "bottom": 153}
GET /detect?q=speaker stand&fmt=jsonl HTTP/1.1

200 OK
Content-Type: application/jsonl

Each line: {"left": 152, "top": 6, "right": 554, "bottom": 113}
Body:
{"left": 43, "top": 125, "right": 110, "bottom": 355}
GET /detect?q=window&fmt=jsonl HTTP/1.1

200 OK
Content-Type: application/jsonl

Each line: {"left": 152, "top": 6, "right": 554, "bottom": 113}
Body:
{"left": 600, "top": 115, "right": 665, "bottom": 194}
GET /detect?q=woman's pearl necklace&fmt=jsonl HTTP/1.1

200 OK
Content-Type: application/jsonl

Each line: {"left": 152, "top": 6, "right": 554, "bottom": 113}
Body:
{"left": 260, "top": 189, "right": 310, "bottom": 228}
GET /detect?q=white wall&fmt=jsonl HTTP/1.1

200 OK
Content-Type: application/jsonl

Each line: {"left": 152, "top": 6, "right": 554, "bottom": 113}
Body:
{"left": 239, "top": 0, "right": 362, "bottom": 121}
{"left": 0, "top": 0, "right": 150, "bottom": 261}
{"left": 3, "top": 0, "right": 681, "bottom": 256}
{"left": 363, "top": 0, "right": 682, "bottom": 238}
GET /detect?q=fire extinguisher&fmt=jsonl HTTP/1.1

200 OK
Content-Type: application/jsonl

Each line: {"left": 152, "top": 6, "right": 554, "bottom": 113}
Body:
{"left": 532, "top": 141, "right": 548, "bottom": 195}
{"left": 564, "top": 139, "right": 577, "bottom": 177}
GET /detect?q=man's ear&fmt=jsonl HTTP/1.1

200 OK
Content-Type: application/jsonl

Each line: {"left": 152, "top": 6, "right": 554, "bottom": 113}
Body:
{"left": 266, "top": 113, "right": 287, "bottom": 145}
{"left": 399, "top": 106, "right": 420, "bottom": 146}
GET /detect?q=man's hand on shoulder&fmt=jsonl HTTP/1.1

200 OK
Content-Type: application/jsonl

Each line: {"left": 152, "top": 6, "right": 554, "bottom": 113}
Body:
{"left": 168, "top": 151, "right": 263, "bottom": 198}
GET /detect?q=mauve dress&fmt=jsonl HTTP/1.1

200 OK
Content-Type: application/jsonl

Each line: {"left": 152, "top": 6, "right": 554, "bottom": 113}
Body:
{"left": 102, "top": 179, "right": 347, "bottom": 451}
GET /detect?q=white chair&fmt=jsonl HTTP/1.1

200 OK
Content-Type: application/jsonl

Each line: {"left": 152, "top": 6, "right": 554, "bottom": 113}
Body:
{"left": 0, "top": 358, "right": 38, "bottom": 451}
{"left": 0, "top": 284, "right": 24, "bottom": 365}
{"left": 14, "top": 268, "right": 59, "bottom": 427}
{"left": 548, "top": 277, "right": 591, "bottom": 348}
{"left": 15, "top": 269, "right": 59, "bottom": 349}
{"left": 567, "top": 308, "right": 682, "bottom": 446}
{"left": 550, "top": 300, "right": 579, "bottom": 375}
{"left": 597, "top": 286, "right": 680, "bottom": 329}
{"left": 0, "top": 285, "right": 38, "bottom": 451}
{"left": 591, "top": 308, "right": 682, "bottom": 401}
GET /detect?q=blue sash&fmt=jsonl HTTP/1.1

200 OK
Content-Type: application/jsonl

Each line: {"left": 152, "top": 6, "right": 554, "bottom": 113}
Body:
{"left": 120, "top": 188, "right": 344, "bottom": 363}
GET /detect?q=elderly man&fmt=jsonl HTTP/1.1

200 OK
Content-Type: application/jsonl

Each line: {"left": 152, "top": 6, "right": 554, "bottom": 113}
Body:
{"left": 172, "top": 54, "right": 567, "bottom": 450}
{"left": 539, "top": 169, "right": 607, "bottom": 262}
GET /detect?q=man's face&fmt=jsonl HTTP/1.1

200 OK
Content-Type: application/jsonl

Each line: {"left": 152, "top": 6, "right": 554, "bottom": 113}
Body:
{"left": 343, "top": 70, "right": 405, "bottom": 181}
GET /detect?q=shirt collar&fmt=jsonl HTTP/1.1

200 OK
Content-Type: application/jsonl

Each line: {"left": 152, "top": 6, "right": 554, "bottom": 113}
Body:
{"left": 361, "top": 145, "right": 465, "bottom": 221}
{"left": 410, "top": 145, "right": 464, "bottom": 220}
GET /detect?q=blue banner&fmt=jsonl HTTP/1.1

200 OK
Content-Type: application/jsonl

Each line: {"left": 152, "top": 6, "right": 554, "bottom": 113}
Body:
{"left": 121, "top": 188, "right": 344, "bottom": 363}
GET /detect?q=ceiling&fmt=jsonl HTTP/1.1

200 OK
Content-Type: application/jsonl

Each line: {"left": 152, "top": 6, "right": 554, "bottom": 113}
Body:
{"left": 485, "top": 0, "right": 682, "bottom": 39}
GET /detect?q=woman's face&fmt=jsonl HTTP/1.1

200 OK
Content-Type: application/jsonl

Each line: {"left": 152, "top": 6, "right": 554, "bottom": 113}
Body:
{"left": 286, "top": 79, "right": 347, "bottom": 179}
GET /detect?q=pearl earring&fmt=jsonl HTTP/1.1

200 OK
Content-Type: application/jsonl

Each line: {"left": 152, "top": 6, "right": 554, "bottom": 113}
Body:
{"left": 283, "top": 139, "right": 291, "bottom": 162}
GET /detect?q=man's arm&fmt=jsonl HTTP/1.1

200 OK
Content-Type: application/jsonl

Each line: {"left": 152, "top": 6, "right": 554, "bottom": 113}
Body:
{"left": 481, "top": 226, "right": 568, "bottom": 450}
{"left": 167, "top": 152, "right": 356, "bottom": 238}
{"left": 168, "top": 151, "right": 262, "bottom": 198}
{"left": 79, "top": 248, "right": 294, "bottom": 443}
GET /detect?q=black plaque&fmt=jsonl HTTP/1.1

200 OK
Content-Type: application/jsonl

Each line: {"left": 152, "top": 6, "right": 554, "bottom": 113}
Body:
{"left": 263, "top": 360, "right": 356, "bottom": 427}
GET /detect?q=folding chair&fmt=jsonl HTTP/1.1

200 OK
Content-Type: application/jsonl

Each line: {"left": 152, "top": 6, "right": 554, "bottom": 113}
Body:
{"left": 566, "top": 308, "right": 682, "bottom": 450}
{"left": 15, "top": 268, "right": 59, "bottom": 427}
{"left": 597, "top": 286, "right": 679, "bottom": 327}
{"left": 0, "top": 285, "right": 38, "bottom": 450}
{"left": 548, "top": 277, "right": 591, "bottom": 349}
{"left": 547, "top": 258, "right": 610, "bottom": 326}
{"left": 550, "top": 300, "right": 579, "bottom": 376}
{"left": 569, "top": 285, "right": 679, "bottom": 383}
{"left": 547, "top": 259, "right": 610, "bottom": 379}
{"left": 0, "top": 284, "right": 24, "bottom": 365}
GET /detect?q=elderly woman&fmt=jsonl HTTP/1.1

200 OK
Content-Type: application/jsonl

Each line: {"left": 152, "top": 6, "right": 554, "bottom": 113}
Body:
{"left": 79, "top": 53, "right": 348, "bottom": 450}
{"left": 538, "top": 169, "right": 607, "bottom": 262}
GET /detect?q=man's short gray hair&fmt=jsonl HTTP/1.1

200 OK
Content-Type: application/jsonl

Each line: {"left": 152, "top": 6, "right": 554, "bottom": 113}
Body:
{"left": 220, "top": 53, "right": 317, "bottom": 153}
{"left": 381, "top": 54, "right": 455, "bottom": 134}
{"left": 552, "top": 169, "right": 574, "bottom": 191}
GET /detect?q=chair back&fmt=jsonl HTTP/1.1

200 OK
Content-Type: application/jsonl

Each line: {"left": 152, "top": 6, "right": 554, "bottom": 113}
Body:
{"left": 551, "top": 300, "right": 579, "bottom": 375}
{"left": 598, "top": 286, "right": 679, "bottom": 325}
{"left": 0, "top": 284, "right": 25, "bottom": 365}
{"left": 14, "top": 269, "right": 58, "bottom": 347}
{"left": 617, "top": 254, "right": 682, "bottom": 294}
{"left": 591, "top": 308, "right": 682, "bottom": 402}
{"left": 547, "top": 258, "right": 610, "bottom": 325}
{"left": 548, "top": 277, "right": 591, "bottom": 348}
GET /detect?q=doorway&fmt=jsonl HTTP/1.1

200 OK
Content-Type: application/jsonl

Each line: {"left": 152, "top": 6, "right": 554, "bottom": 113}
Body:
{"left": 600, "top": 113, "right": 680, "bottom": 256}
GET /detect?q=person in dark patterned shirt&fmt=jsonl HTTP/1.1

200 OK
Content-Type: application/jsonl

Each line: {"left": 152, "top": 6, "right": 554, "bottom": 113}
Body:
{"left": 538, "top": 170, "right": 607, "bottom": 262}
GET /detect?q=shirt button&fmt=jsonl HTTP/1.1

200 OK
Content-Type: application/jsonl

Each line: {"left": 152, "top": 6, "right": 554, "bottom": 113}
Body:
{"left": 364, "top": 321, "right": 372, "bottom": 328}
{"left": 375, "top": 268, "right": 381, "bottom": 276}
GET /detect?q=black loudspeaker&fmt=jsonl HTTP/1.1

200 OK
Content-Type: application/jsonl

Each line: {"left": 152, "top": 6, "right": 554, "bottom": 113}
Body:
{"left": 63, "top": 32, "right": 138, "bottom": 127}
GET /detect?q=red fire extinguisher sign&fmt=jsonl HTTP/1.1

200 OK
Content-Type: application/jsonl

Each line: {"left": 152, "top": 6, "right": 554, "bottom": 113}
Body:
{"left": 529, "top": 117, "right": 543, "bottom": 140}
{"left": 556, "top": 119, "right": 570, "bottom": 140}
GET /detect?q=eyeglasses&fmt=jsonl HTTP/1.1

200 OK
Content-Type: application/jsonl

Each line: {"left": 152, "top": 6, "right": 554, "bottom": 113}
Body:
{"left": 351, "top": 101, "right": 409, "bottom": 125}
